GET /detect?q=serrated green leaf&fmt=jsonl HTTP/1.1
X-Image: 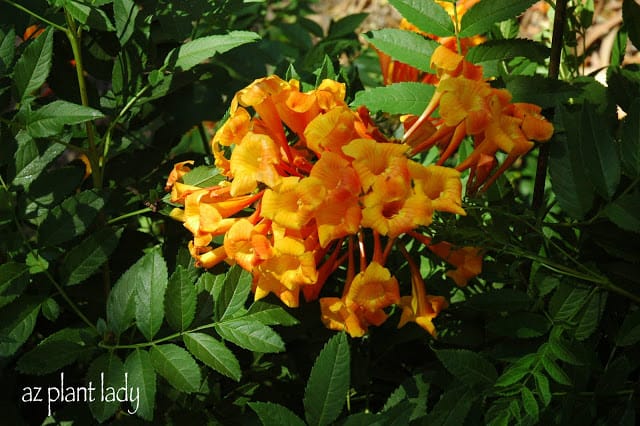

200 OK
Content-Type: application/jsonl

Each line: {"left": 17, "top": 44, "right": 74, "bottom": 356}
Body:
{"left": 165, "top": 31, "right": 260, "bottom": 71}
{"left": 574, "top": 290, "right": 607, "bottom": 341}
{"left": 135, "top": 248, "right": 168, "bottom": 341}
{"left": 124, "top": 349, "right": 156, "bottom": 421}
{"left": 605, "top": 190, "right": 640, "bottom": 233}
{"left": 623, "top": 0, "right": 640, "bottom": 49}
{"left": 328, "top": 13, "right": 368, "bottom": 39}
{"left": 249, "top": 402, "right": 306, "bottom": 426}
{"left": 616, "top": 309, "right": 640, "bottom": 346}
{"left": 549, "top": 107, "right": 595, "bottom": 219}
{"left": 621, "top": 99, "right": 640, "bottom": 177}
{"left": 181, "top": 165, "right": 224, "bottom": 187}
{"left": 460, "top": 0, "right": 537, "bottom": 37}
{"left": 27, "top": 101, "right": 104, "bottom": 138}
{"left": 150, "top": 344, "right": 201, "bottom": 393}
{"left": 0, "top": 298, "right": 41, "bottom": 357}
{"left": 351, "top": 82, "right": 434, "bottom": 115}
{"left": 303, "top": 332, "right": 350, "bottom": 426}
{"left": 216, "top": 265, "right": 252, "bottom": 321}
{"left": 549, "top": 333, "right": 584, "bottom": 365}
{"left": 107, "top": 252, "right": 147, "bottom": 335}
{"left": 65, "top": 0, "right": 115, "bottom": 31}
{"left": 60, "top": 227, "right": 121, "bottom": 286}
{"left": 38, "top": 189, "right": 105, "bottom": 246}
{"left": 87, "top": 353, "right": 125, "bottom": 422}
{"left": 533, "top": 373, "right": 551, "bottom": 406}
{"left": 165, "top": 266, "right": 197, "bottom": 331}
{"left": 0, "top": 28, "right": 16, "bottom": 74}
{"left": 579, "top": 103, "right": 620, "bottom": 199}
{"left": 0, "top": 262, "right": 29, "bottom": 308}
{"left": 505, "top": 75, "right": 580, "bottom": 108}
{"left": 541, "top": 356, "right": 572, "bottom": 386}
{"left": 435, "top": 349, "right": 497, "bottom": 387}
{"left": 364, "top": 29, "right": 438, "bottom": 72}
{"left": 521, "top": 387, "right": 539, "bottom": 420}
{"left": 17, "top": 340, "right": 84, "bottom": 375}
{"left": 245, "top": 301, "right": 299, "bottom": 326}
{"left": 388, "top": 0, "right": 454, "bottom": 37}
{"left": 382, "top": 374, "right": 429, "bottom": 421}
{"left": 466, "top": 39, "right": 550, "bottom": 64}
{"left": 12, "top": 131, "right": 65, "bottom": 189}
{"left": 13, "top": 27, "right": 53, "bottom": 100}
{"left": 548, "top": 281, "right": 591, "bottom": 322}
{"left": 215, "top": 318, "right": 284, "bottom": 353}
{"left": 427, "top": 384, "right": 477, "bottom": 426}
{"left": 41, "top": 297, "right": 60, "bottom": 321}
{"left": 494, "top": 354, "right": 537, "bottom": 387}
{"left": 183, "top": 332, "right": 241, "bottom": 381}
{"left": 114, "top": 0, "right": 139, "bottom": 45}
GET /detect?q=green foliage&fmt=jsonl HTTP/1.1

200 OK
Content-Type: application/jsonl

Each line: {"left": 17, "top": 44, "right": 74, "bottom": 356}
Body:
{"left": 1, "top": 0, "right": 639, "bottom": 424}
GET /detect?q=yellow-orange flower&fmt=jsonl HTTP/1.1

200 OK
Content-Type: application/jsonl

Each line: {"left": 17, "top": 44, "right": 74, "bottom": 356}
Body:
{"left": 304, "top": 106, "right": 371, "bottom": 156}
{"left": 261, "top": 176, "right": 326, "bottom": 230}
{"left": 229, "top": 132, "right": 282, "bottom": 196}
{"left": 320, "top": 262, "right": 400, "bottom": 337}
{"left": 427, "top": 241, "right": 483, "bottom": 286}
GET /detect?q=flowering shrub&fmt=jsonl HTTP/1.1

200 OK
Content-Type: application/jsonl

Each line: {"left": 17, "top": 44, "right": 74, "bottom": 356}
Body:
{"left": 1, "top": 0, "right": 640, "bottom": 424}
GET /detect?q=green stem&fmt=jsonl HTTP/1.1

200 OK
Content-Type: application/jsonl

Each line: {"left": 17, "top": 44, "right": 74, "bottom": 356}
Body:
{"left": 63, "top": 8, "right": 102, "bottom": 189}
{"left": 2, "top": 0, "right": 67, "bottom": 32}
{"left": 452, "top": 2, "right": 462, "bottom": 55}
{"left": 107, "top": 207, "right": 153, "bottom": 225}
{"left": 532, "top": 0, "right": 567, "bottom": 212}
{"left": 99, "top": 323, "right": 218, "bottom": 350}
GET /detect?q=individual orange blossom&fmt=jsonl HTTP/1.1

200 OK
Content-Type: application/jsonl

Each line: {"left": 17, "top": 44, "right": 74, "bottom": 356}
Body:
{"left": 261, "top": 176, "right": 326, "bottom": 230}
{"left": 304, "top": 106, "right": 372, "bottom": 156}
{"left": 427, "top": 241, "right": 483, "bottom": 287}
{"left": 229, "top": 132, "right": 282, "bottom": 196}
{"left": 223, "top": 219, "right": 272, "bottom": 271}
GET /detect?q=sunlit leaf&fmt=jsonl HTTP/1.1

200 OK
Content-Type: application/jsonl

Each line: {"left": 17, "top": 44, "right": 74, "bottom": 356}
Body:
{"left": 183, "top": 332, "right": 241, "bottom": 381}
{"left": 165, "top": 266, "right": 197, "bottom": 331}
{"left": 351, "top": 82, "right": 434, "bottom": 115}
{"left": 87, "top": 352, "right": 125, "bottom": 422}
{"left": 135, "top": 247, "right": 168, "bottom": 341}
{"left": 460, "top": 0, "right": 538, "bottom": 37}
{"left": 363, "top": 29, "right": 438, "bottom": 72}
{"left": 124, "top": 349, "right": 156, "bottom": 421}
{"left": 13, "top": 27, "right": 53, "bottom": 100}
{"left": 215, "top": 318, "right": 284, "bottom": 353}
{"left": 150, "top": 344, "right": 201, "bottom": 393}
{"left": 388, "top": 0, "right": 454, "bottom": 37}
{"left": 27, "top": 100, "right": 104, "bottom": 138}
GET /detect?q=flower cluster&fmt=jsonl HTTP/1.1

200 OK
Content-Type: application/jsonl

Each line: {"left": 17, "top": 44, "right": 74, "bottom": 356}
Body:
{"left": 403, "top": 46, "right": 554, "bottom": 192}
{"left": 165, "top": 75, "right": 482, "bottom": 337}
{"left": 166, "top": 31, "right": 553, "bottom": 338}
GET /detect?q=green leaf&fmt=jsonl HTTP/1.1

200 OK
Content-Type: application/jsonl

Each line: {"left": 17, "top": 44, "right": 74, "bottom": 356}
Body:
{"left": 549, "top": 332, "right": 584, "bottom": 365}
{"left": 0, "top": 298, "right": 41, "bottom": 357}
{"left": 13, "top": 27, "right": 53, "bottom": 100}
{"left": 504, "top": 75, "right": 580, "bottom": 108}
{"left": 114, "top": 0, "right": 139, "bottom": 45}
{"left": 363, "top": 29, "right": 439, "bottom": 72}
{"left": 41, "top": 297, "right": 60, "bottom": 321}
{"left": 621, "top": 99, "right": 640, "bottom": 177}
{"left": 460, "top": 0, "right": 537, "bottom": 37}
{"left": 434, "top": 349, "right": 498, "bottom": 387}
{"left": 65, "top": 0, "right": 115, "bottom": 31}
{"left": 541, "top": 356, "right": 572, "bottom": 386}
{"left": 303, "top": 332, "right": 350, "bottom": 426}
{"left": 181, "top": 165, "right": 224, "bottom": 187}
{"left": 328, "top": 13, "right": 368, "bottom": 39}
{"left": 533, "top": 373, "right": 551, "bottom": 407}
{"left": 165, "top": 31, "right": 260, "bottom": 71}
{"left": 135, "top": 247, "right": 168, "bottom": 341}
{"left": 0, "top": 28, "right": 16, "bottom": 74}
{"left": 605, "top": 190, "right": 640, "bottom": 233}
{"left": 0, "top": 262, "right": 29, "bottom": 308}
{"left": 521, "top": 387, "right": 539, "bottom": 421}
{"left": 12, "top": 130, "right": 65, "bottom": 189}
{"left": 548, "top": 281, "right": 591, "bottom": 323}
{"left": 549, "top": 107, "right": 595, "bottom": 219}
{"left": 574, "top": 290, "right": 607, "bottom": 341}
{"left": 427, "top": 384, "right": 477, "bottom": 426}
{"left": 487, "top": 312, "right": 551, "bottom": 338}
{"left": 466, "top": 39, "right": 550, "bottom": 65}
{"left": 215, "top": 318, "right": 284, "bottom": 353}
{"left": 351, "top": 82, "right": 434, "bottom": 115}
{"left": 245, "top": 301, "right": 299, "bottom": 326}
{"left": 87, "top": 352, "right": 125, "bottom": 423}
{"left": 17, "top": 340, "right": 84, "bottom": 375}
{"left": 107, "top": 252, "right": 147, "bottom": 335}
{"left": 388, "top": 0, "right": 454, "bottom": 37}
{"left": 165, "top": 266, "right": 197, "bottom": 331}
{"left": 494, "top": 354, "right": 537, "bottom": 387}
{"left": 382, "top": 374, "right": 429, "bottom": 421}
{"left": 183, "top": 332, "right": 241, "bottom": 381}
{"left": 150, "top": 344, "right": 201, "bottom": 393}
{"left": 124, "top": 349, "right": 156, "bottom": 421}
{"left": 27, "top": 101, "right": 104, "bottom": 138}
{"left": 579, "top": 103, "right": 620, "bottom": 199}
{"left": 215, "top": 265, "right": 252, "bottom": 321}
{"left": 249, "top": 402, "right": 306, "bottom": 426}
{"left": 38, "top": 189, "right": 105, "bottom": 246}
{"left": 623, "top": 0, "right": 640, "bottom": 49}
{"left": 60, "top": 227, "right": 122, "bottom": 285}
{"left": 616, "top": 309, "right": 640, "bottom": 346}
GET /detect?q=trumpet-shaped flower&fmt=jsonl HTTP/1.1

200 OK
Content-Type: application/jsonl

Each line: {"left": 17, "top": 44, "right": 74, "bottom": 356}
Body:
{"left": 261, "top": 176, "right": 326, "bottom": 230}
{"left": 427, "top": 241, "right": 483, "bottom": 286}
{"left": 229, "top": 132, "right": 282, "bottom": 196}
{"left": 304, "top": 106, "right": 371, "bottom": 156}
